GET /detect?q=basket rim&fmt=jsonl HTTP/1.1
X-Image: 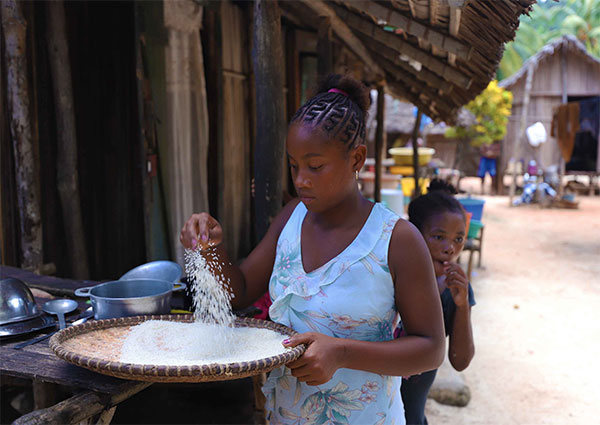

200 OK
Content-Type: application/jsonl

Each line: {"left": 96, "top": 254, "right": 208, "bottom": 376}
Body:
{"left": 49, "top": 315, "right": 305, "bottom": 382}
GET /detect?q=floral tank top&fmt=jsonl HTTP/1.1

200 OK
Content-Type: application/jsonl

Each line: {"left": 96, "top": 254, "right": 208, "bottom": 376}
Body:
{"left": 263, "top": 202, "right": 405, "bottom": 425}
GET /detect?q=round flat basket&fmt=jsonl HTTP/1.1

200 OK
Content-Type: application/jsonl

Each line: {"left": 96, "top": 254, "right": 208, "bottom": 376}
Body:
{"left": 49, "top": 315, "right": 305, "bottom": 383}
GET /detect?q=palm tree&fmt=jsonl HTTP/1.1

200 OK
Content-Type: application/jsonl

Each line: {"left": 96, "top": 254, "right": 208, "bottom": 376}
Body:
{"left": 498, "top": 0, "right": 600, "bottom": 80}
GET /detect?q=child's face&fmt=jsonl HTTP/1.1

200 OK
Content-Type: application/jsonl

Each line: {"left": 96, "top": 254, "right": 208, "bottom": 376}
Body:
{"left": 286, "top": 123, "right": 363, "bottom": 212}
{"left": 421, "top": 212, "right": 466, "bottom": 277}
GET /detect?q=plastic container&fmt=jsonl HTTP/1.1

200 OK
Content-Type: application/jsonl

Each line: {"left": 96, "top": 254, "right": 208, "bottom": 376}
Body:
{"left": 467, "top": 219, "right": 483, "bottom": 239}
{"left": 388, "top": 147, "right": 435, "bottom": 166}
{"left": 458, "top": 197, "right": 485, "bottom": 221}
{"left": 380, "top": 188, "right": 405, "bottom": 216}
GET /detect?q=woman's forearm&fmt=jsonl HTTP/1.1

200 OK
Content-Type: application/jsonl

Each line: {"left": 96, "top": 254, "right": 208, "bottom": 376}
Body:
{"left": 448, "top": 305, "right": 474, "bottom": 371}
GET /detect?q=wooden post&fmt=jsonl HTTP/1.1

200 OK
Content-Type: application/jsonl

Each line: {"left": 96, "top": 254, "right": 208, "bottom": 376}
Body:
{"left": 252, "top": 0, "right": 286, "bottom": 240}
{"left": 411, "top": 109, "right": 423, "bottom": 199}
{"left": 374, "top": 85, "right": 386, "bottom": 202}
{"left": 509, "top": 64, "right": 533, "bottom": 206}
{"left": 1, "top": 0, "right": 43, "bottom": 272}
{"left": 46, "top": 0, "right": 89, "bottom": 278}
{"left": 558, "top": 47, "right": 568, "bottom": 196}
{"left": 317, "top": 16, "right": 332, "bottom": 79}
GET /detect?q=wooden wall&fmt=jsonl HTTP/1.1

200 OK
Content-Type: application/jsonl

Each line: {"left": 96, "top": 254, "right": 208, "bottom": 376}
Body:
{"left": 501, "top": 48, "right": 600, "bottom": 173}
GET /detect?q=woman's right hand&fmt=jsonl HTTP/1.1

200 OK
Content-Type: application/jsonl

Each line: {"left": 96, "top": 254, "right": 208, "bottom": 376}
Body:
{"left": 180, "top": 213, "right": 223, "bottom": 250}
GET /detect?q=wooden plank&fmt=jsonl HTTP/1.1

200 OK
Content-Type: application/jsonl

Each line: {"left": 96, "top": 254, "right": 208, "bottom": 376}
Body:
{"left": 345, "top": 0, "right": 471, "bottom": 60}
{"left": 294, "top": 0, "right": 385, "bottom": 82}
{"left": 13, "top": 382, "right": 150, "bottom": 425}
{"left": 331, "top": 3, "right": 472, "bottom": 89}
{"left": 448, "top": 6, "right": 461, "bottom": 66}
{"left": 0, "top": 265, "right": 95, "bottom": 296}
{"left": 0, "top": 345, "right": 139, "bottom": 394}
{"left": 317, "top": 16, "right": 332, "bottom": 78}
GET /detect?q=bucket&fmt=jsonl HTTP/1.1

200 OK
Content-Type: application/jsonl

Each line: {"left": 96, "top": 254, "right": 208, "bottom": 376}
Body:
{"left": 458, "top": 197, "right": 485, "bottom": 221}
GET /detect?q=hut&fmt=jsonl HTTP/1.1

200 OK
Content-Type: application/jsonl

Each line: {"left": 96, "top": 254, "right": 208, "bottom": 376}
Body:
{"left": 499, "top": 35, "right": 600, "bottom": 193}
{"left": 2, "top": 0, "right": 534, "bottom": 281}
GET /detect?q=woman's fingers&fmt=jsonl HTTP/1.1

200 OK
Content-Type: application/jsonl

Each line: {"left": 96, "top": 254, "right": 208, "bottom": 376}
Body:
{"left": 180, "top": 213, "right": 222, "bottom": 250}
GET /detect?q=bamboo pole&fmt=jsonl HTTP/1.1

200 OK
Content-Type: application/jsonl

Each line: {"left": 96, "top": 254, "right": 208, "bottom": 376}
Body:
{"left": 252, "top": 0, "right": 286, "bottom": 240}
{"left": 1, "top": 0, "right": 43, "bottom": 272}
{"left": 375, "top": 84, "right": 386, "bottom": 203}
{"left": 411, "top": 109, "right": 423, "bottom": 199}
{"left": 46, "top": 0, "right": 89, "bottom": 278}
{"left": 509, "top": 63, "right": 534, "bottom": 206}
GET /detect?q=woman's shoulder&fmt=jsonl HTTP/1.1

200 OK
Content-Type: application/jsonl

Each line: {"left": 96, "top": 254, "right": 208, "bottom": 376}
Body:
{"left": 269, "top": 198, "right": 303, "bottom": 236}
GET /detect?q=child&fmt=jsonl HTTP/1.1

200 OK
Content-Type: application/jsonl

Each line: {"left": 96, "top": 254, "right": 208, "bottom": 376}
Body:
{"left": 400, "top": 179, "right": 476, "bottom": 425}
{"left": 180, "top": 74, "right": 445, "bottom": 424}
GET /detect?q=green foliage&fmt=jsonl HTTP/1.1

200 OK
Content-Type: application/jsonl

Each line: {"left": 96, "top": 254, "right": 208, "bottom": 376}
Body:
{"left": 498, "top": 0, "right": 600, "bottom": 80}
{"left": 445, "top": 81, "right": 513, "bottom": 147}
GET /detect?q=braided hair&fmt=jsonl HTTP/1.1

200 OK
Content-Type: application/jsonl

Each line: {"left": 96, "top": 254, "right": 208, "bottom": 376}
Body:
{"left": 290, "top": 74, "right": 370, "bottom": 150}
{"left": 408, "top": 179, "right": 466, "bottom": 232}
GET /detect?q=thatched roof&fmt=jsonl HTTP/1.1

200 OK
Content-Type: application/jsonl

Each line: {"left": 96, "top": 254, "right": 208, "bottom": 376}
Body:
{"left": 366, "top": 91, "right": 416, "bottom": 139}
{"left": 279, "top": 0, "right": 535, "bottom": 123}
{"left": 499, "top": 35, "right": 600, "bottom": 89}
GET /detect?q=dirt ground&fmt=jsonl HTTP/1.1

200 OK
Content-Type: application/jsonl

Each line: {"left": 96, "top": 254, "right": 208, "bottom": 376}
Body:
{"left": 425, "top": 180, "right": 600, "bottom": 425}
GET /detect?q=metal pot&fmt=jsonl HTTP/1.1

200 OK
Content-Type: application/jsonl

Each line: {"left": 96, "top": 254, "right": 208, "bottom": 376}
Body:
{"left": 74, "top": 279, "right": 186, "bottom": 320}
{"left": 0, "top": 278, "right": 42, "bottom": 325}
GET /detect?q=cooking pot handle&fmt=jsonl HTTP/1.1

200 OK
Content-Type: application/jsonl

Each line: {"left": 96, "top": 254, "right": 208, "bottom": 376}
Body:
{"left": 74, "top": 287, "right": 92, "bottom": 297}
{"left": 172, "top": 282, "right": 187, "bottom": 292}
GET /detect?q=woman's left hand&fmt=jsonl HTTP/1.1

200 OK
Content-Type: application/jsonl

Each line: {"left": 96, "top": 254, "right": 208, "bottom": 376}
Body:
{"left": 444, "top": 262, "right": 469, "bottom": 308}
{"left": 284, "top": 332, "right": 343, "bottom": 386}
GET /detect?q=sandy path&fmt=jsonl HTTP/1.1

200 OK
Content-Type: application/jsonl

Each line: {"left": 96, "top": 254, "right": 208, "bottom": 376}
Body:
{"left": 425, "top": 193, "right": 600, "bottom": 425}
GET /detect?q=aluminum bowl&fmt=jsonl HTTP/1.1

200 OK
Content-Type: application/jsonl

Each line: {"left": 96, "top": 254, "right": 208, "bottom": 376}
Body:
{"left": 0, "top": 278, "right": 42, "bottom": 325}
{"left": 119, "top": 261, "right": 182, "bottom": 283}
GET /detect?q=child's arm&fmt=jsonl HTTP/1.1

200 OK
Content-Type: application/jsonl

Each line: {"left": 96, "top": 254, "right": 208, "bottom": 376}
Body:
{"left": 444, "top": 262, "right": 475, "bottom": 371}
{"left": 284, "top": 219, "right": 446, "bottom": 384}
{"left": 180, "top": 199, "right": 300, "bottom": 310}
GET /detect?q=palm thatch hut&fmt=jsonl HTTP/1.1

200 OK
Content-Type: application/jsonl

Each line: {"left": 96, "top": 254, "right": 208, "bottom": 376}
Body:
{"left": 2, "top": 0, "right": 535, "bottom": 279}
{"left": 499, "top": 35, "right": 600, "bottom": 190}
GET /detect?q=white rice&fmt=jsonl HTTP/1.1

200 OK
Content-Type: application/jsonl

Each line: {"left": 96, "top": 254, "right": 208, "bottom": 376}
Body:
{"left": 120, "top": 320, "right": 289, "bottom": 365}
{"left": 184, "top": 248, "right": 235, "bottom": 327}
{"left": 119, "top": 247, "right": 289, "bottom": 366}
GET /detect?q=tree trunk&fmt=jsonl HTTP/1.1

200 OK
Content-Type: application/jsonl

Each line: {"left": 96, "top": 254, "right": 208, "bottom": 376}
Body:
{"left": 252, "top": 0, "right": 286, "bottom": 240}
{"left": 46, "top": 0, "right": 89, "bottom": 278}
{"left": 411, "top": 109, "right": 423, "bottom": 199}
{"left": 1, "top": 0, "right": 43, "bottom": 271}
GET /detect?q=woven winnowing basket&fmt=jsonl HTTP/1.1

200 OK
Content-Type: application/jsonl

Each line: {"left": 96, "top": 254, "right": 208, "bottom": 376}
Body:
{"left": 49, "top": 315, "right": 305, "bottom": 383}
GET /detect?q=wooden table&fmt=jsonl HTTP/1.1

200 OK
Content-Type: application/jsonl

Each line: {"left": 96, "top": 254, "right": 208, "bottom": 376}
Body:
{"left": 1, "top": 266, "right": 153, "bottom": 424}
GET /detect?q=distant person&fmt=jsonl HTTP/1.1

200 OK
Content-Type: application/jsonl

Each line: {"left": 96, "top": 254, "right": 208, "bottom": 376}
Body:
{"left": 181, "top": 74, "right": 445, "bottom": 424}
{"left": 477, "top": 142, "right": 500, "bottom": 195}
{"left": 399, "top": 179, "right": 476, "bottom": 425}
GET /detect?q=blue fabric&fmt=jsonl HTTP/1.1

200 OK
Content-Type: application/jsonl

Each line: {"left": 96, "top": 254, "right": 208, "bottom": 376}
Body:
{"left": 264, "top": 202, "right": 405, "bottom": 425}
{"left": 477, "top": 157, "right": 497, "bottom": 177}
{"left": 399, "top": 284, "right": 476, "bottom": 425}
{"left": 513, "top": 182, "right": 557, "bottom": 206}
